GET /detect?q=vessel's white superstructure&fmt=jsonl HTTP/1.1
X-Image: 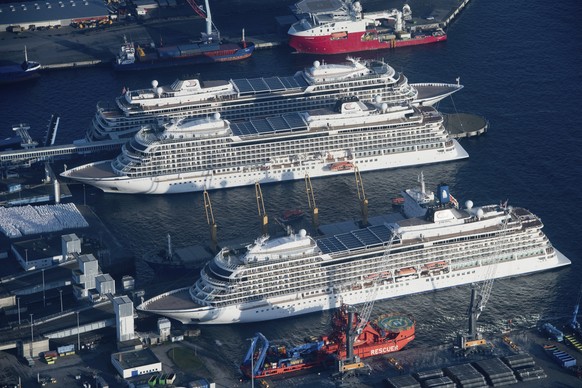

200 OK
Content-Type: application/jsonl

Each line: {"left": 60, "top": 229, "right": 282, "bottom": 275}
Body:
{"left": 61, "top": 98, "right": 469, "bottom": 194}
{"left": 137, "top": 190, "right": 571, "bottom": 324}
{"left": 87, "top": 57, "right": 462, "bottom": 141}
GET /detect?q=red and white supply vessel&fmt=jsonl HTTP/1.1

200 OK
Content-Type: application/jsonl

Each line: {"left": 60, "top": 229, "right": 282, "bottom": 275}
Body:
{"left": 288, "top": 0, "right": 447, "bottom": 54}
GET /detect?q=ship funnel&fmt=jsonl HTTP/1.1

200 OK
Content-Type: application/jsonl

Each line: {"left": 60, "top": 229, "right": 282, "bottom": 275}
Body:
{"left": 436, "top": 183, "right": 450, "bottom": 204}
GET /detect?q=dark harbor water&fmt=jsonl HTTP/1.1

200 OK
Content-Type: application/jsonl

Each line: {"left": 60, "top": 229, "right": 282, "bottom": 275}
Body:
{"left": 1, "top": 0, "right": 581, "bottom": 371}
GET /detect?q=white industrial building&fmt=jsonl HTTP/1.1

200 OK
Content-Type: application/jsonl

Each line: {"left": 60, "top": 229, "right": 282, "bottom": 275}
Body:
{"left": 111, "top": 348, "right": 161, "bottom": 379}
{"left": 0, "top": 0, "right": 110, "bottom": 31}
{"left": 114, "top": 295, "right": 135, "bottom": 342}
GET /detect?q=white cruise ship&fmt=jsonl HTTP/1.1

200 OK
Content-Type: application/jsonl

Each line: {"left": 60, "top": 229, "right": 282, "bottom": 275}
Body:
{"left": 87, "top": 57, "right": 462, "bottom": 141}
{"left": 60, "top": 98, "right": 468, "bottom": 194}
{"left": 136, "top": 185, "right": 571, "bottom": 324}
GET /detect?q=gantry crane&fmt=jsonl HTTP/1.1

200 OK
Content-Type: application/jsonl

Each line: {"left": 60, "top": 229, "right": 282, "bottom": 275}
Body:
{"left": 255, "top": 182, "right": 268, "bottom": 236}
{"left": 203, "top": 189, "right": 218, "bottom": 253}
{"left": 458, "top": 202, "right": 511, "bottom": 352}
{"left": 305, "top": 174, "right": 319, "bottom": 232}
{"left": 354, "top": 166, "right": 368, "bottom": 227}
{"left": 339, "top": 229, "right": 398, "bottom": 374}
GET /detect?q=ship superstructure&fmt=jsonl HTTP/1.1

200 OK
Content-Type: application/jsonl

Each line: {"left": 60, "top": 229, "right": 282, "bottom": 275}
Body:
{"left": 87, "top": 57, "right": 462, "bottom": 141}
{"left": 137, "top": 185, "right": 571, "bottom": 324}
{"left": 62, "top": 98, "right": 468, "bottom": 194}
{"left": 288, "top": 0, "right": 447, "bottom": 55}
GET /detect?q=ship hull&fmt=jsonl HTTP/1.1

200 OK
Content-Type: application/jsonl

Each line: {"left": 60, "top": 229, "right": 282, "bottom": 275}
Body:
{"left": 67, "top": 140, "right": 468, "bottom": 194}
{"left": 113, "top": 43, "right": 255, "bottom": 72}
{"left": 289, "top": 31, "right": 446, "bottom": 55}
{"left": 138, "top": 249, "right": 570, "bottom": 324}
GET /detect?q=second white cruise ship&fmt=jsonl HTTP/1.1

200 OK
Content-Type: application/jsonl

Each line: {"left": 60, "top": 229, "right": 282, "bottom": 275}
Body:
{"left": 136, "top": 184, "right": 571, "bottom": 324}
{"left": 61, "top": 97, "right": 469, "bottom": 194}
{"left": 87, "top": 57, "right": 462, "bottom": 141}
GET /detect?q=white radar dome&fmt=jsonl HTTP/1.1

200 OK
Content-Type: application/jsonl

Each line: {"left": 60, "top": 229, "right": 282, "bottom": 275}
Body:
{"left": 213, "top": 112, "right": 221, "bottom": 120}
{"left": 375, "top": 95, "right": 382, "bottom": 103}
{"left": 299, "top": 229, "right": 307, "bottom": 237}
{"left": 156, "top": 87, "right": 163, "bottom": 95}
{"left": 313, "top": 60, "right": 320, "bottom": 68}
{"left": 465, "top": 200, "right": 473, "bottom": 210}
{"left": 381, "top": 103, "right": 388, "bottom": 111}
{"left": 476, "top": 208, "right": 484, "bottom": 219}
{"left": 151, "top": 80, "right": 158, "bottom": 88}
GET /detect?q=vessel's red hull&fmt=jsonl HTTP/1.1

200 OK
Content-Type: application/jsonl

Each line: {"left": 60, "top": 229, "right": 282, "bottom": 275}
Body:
{"left": 289, "top": 31, "right": 446, "bottom": 55}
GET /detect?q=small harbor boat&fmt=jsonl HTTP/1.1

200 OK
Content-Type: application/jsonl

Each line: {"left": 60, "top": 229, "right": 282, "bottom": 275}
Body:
{"left": 0, "top": 46, "right": 41, "bottom": 85}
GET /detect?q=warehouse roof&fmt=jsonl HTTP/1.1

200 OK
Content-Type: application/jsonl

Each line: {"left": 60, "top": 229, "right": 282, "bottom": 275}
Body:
{"left": 0, "top": 0, "right": 109, "bottom": 26}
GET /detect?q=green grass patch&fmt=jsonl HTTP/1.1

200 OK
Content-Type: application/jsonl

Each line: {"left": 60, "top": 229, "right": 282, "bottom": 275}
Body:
{"left": 167, "top": 346, "right": 209, "bottom": 375}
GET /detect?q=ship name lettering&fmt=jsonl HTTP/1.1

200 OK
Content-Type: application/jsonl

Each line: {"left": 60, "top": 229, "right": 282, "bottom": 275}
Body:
{"left": 370, "top": 345, "right": 398, "bottom": 355}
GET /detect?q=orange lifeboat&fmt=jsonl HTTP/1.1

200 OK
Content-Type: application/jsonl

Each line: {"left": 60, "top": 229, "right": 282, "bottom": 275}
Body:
{"left": 330, "top": 161, "right": 354, "bottom": 171}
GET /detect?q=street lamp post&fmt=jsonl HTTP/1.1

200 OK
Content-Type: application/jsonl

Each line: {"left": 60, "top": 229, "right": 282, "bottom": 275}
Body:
{"left": 42, "top": 269, "right": 45, "bottom": 307}
{"left": 246, "top": 338, "right": 255, "bottom": 388}
{"left": 76, "top": 311, "right": 80, "bottom": 353}
{"left": 29, "top": 314, "right": 33, "bottom": 358}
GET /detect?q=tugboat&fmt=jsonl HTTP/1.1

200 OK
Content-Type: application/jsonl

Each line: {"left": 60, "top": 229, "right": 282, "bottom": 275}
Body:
{"left": 241, "top": 305, "right": 414, "bottom": 378}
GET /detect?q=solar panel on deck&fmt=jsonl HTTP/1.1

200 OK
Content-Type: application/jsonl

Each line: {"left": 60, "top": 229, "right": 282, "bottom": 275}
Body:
{"left": 279, "top": 77, "right": 297, "bottom": 89}
{"left": 283, "top": 113, "right": 306, "bottom": 129}
{"left": 316, "top": 224, "right": 395, "bottom": 254}
{"left": 266, "top": 116, "right": 288, "bottom": 131}
{"left": 352, "top": 229, "right": 382, "bottom": 246}
{"left": 233, "top": 79, "right": 255, "bottom": 93}
{"left": 264, "top": 77, "right": 286, "bottom": 91}
{"left": 368, "top": 225, "right": 393, "bottom": 242}
{"left": 295, "top": 76, "right": 309, "bottom": 87}
{"left": 317, "top": 237, "right": 347, "bottom": 254}
{"left": 338, "top": 233, "right": 363, "bottom": 250}
{"left": 248, "top": 78, "right": 269, "bottom": 92}
{"left": 251, "top": 119, "right": 272, "bottom": 133}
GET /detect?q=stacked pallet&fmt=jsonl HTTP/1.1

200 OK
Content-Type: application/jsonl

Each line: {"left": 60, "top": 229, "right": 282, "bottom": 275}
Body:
{"left": 384, "top": 374, "right": 421, "bottom": 388}
{"left": 502, "top": 353, "right": 546, "bottom": 382}
{"left": 473, "top": 358, "right": 517, "bottom": 386}
{"left": 444, "top": 364, "right": 488, "bottom": 388}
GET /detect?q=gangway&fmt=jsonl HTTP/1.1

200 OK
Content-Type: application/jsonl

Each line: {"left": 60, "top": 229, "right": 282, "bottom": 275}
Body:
{"left": 305, "top": 174, "right": 319, "bottom": 232}
{"left": 354, "top": 166, "right": 368, "bottom": 227}
{"left": 255, "top": 182, "right": 268, "bottom": 236}
{"left": 203, "top": 189, "right": 218, "bottom": 253}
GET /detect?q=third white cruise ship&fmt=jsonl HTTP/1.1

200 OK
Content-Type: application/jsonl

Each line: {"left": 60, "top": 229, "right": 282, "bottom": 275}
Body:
{"left": 87, "top": 57, "right": 462, "bottom": 141}
{"left": 136, "top": 184, "right": 571, "bottom": 324}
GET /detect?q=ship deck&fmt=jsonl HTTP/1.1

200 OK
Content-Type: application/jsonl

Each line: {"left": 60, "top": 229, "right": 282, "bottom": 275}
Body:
{"left": 412, "top": 83, "right": 462, "bottom": 101}
{"left": 64, "top": 161, "right": 116, "bottom": 179}
{"left": 140, "top": 287, "right": 203, "bottom": 312}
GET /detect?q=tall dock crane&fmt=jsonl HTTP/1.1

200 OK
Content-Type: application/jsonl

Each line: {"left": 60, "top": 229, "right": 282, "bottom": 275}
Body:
{"left": 354, "top": 166, "right": 368, "bottom": 227}
{"left": 255, "top": 182, "right": 268, "bottom": 236}
{"left": 457, "top": 202, "right": 510, "bottom": 353}
{"left": 338, "top": 230, "right": 398, "bottom": 374}
{"left": 203, "top": 189, "right": 218, "bottom": 253}
{"left": 305, "top": 174, "right": 319, "bottom": 232}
